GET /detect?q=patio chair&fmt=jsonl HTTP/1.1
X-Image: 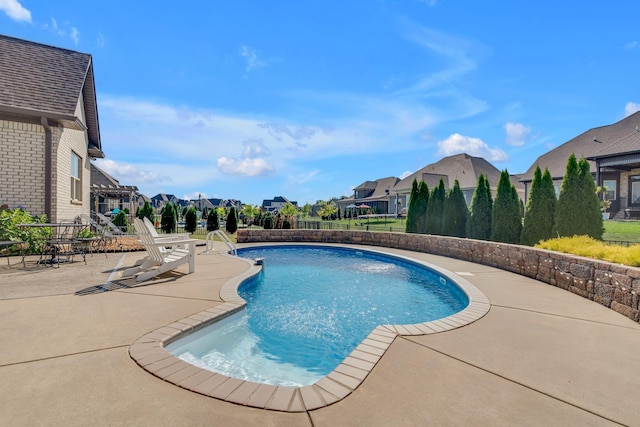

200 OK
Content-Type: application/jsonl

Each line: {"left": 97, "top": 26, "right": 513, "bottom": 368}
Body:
{"left": 142, "top": 217, "right": 190, "bottom": 240}
{"left": 121, "top": 231, "right": 196, "bottom": 282}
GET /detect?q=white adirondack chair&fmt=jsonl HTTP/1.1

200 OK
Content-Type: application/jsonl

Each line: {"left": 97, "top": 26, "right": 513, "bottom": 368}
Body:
{"left": 122, "top": 219, "right": 196, "bottom": 281}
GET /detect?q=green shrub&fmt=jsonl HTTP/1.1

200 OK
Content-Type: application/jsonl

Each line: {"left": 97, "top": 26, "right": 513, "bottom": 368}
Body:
{"left": 226, "top": 206, "right": 238, "bottom": 234}
{"left": 0, "top": 208, "right": 50, "bottom": 253}
{"left": 112, "top": 211, "right": 129, "bottom": 231}
{"left": 185, "top": 207, "right": 197, "bottom": 233}
{"left": 405, "top": 179, "right": 421, "bottom": 234}
{"left": 207, "top": 209, "right": 219, "bottom": 231}
{"left": 536, "top": 235, "right": 640, "bottom": 266}
{"left": 137, "top": 201, "right": 155, "bottom": 223}
{"left": 467, "top": 174, "right": 492, "bottom": 240}
{"left": 426, "top": 179, "right": 445, "bottom": 235}
{"left": 553, "top": 155, "right": 603, "bottom": 240}
{"left": 491, "top": 169, "right": 522, "bottom": 243}
{"left": 161, "top": 203, "right": 177, "bottom": 233}
{"left": 263, "top": 212, "right": 274, "bottom": 230}
{"left": 521, "top": 166, "right": 556, "bottom": 246}
{"left": 442, "top": 180, "right": 467, "bottom": 237}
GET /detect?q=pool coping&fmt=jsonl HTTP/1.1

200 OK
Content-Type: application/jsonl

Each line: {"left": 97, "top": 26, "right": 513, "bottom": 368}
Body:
{"left": 128, "top": 243, "right": 491, "bottom": 412}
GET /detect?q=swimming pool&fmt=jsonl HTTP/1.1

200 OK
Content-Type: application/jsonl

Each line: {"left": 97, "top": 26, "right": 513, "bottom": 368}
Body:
{"left": 166, "top": 245, "right": 470, "bottom": 386}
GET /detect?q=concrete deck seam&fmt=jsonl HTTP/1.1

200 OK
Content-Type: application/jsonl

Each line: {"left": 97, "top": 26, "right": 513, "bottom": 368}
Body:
{"left": 398, "top": 336, "right": 627, "bottom": 426}
{"left": 490, "top": 304, "right": 640, "bottom": 330}
{"left": 110, "top": 290, "right": 222, "bottom": 303}
{"left": 0, "top": 344, "right": 130, "bottom": 368}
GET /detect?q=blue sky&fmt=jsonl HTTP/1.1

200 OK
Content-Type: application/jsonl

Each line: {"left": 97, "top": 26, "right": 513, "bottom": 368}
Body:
{"left": 2, "top": 1, "right": 639, "bottom": 206}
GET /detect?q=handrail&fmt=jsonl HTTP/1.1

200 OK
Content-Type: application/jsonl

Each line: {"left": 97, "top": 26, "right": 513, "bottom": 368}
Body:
{"left": 205, "top": 230, "right": 237, "bottom": 255}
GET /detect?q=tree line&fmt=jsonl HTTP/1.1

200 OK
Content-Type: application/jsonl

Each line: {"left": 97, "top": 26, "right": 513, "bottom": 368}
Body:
{"left": 405, "top": 154, "right": 603, "bottom": 245}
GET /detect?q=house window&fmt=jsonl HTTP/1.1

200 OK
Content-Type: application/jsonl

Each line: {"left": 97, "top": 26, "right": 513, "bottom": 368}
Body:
{"left": 630, "top": 176, "right": 640, "bottom": 206}
{"left": 602, "top": 179, "right": 616, "bottom": 200}
{"left": 70, "top": 152, "right": 82, "bottom": 201}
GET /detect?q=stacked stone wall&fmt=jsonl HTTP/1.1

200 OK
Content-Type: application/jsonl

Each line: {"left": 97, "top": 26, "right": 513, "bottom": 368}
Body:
{"left": 237, "top": 229, "right": 640, "bottom": 323}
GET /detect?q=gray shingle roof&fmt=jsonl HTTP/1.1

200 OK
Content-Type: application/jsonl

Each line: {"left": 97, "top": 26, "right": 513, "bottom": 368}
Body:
{"left": 0, "top": 34, "right": 102, "bottom": 156}
{"left": 394, "top": 153, "right": 504, "bottom": 192}
{"left": 520, "top": 111, "right": 640, "bottom": 182}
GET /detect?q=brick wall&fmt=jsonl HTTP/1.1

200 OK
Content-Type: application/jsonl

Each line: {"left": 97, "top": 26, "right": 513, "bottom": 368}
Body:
{"left": 238, "top": 229, "right": 640, "bottom": 323}
{"left": 0, "top": 120, "right": 46, "bottom": 215}
{"left": 54, "top": 98, "right": 91, "bottom": 222}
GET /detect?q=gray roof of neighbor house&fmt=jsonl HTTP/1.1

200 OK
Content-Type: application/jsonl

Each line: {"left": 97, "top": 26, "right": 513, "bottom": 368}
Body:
{"left": 262, "top": 196, "right": 297, "bottom": 207}
{"left": 394, "top": 153, "right": 505, "bottom": 192}
{"left": 521, "top": 111, "right": 640, "bottom": 182}
{"left": 0, "top": 34, "right": 103, "bottom": 157}
{"left": 90, "top": 164, "right": 138, "bottom": 194}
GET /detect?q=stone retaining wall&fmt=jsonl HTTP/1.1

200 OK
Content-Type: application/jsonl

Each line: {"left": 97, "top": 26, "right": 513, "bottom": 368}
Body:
{"left": 237, "top": 229, "right": 640, "bottom": 323}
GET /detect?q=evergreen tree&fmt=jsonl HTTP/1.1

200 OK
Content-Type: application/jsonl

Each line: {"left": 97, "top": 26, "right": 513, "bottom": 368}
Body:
{"left": 521, "top": 166, "right": 556, "bottom": 245}
{"left": 426, "top": 179, "right": 445, "bottom": 235}
{"left": 112, "top": 211, "right": 129, "bottom": 231}
{"left": 467, "top": 174, "right": 492, "bottom": 240}
{"left": 263, "top": 212, "right": 274, "bottom": 229}
{"left": 577, "top": 157, "right": 604, "bottom": 240}
{"left": 185, "top": 207, "right": 197, "bottom": 233}
{"left": 137, "top": 201, "right": 155, "bottom": 224}
{"left": 417, "top": 180, "right": 430, "bottom": 234}
{"left": 490, "top": 170, "right": 522, "bottom": 243}
{"left": 206, "top": 209, "right": 219, "bottom": 231}
{"left": 554, "top": 155, "right": 603, "bottom": 239}
{"left": 405, "top": 179, "right": 421, "bottom": 233}
{"left": 442, "top": 180, "right": 468, "bottom": 237}
{"left": 160, "top": 203, "right": 177, "bottom": 233}
{"left": 282, "top": 217, "right": 291, "bottom": 229}
{"left": 226, "top": 206, "right": 238, "bottom": 234}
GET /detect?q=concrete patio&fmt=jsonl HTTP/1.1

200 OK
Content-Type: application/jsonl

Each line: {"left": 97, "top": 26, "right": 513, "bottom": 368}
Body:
{"left": 1, "top": 243, "right": 638, "bottom": 426}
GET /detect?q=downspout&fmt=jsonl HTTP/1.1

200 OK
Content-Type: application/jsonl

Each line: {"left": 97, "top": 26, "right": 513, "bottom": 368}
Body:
{"left": 41, "top": 117, "right": 52, "bottom": 220}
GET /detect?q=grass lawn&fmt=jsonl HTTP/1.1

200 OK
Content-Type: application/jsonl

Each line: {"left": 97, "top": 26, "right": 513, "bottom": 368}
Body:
{"left": 603, "top": 220, "right": 640, "bottom": 243}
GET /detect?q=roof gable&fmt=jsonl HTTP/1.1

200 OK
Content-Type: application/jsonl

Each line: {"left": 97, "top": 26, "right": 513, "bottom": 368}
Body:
{"left": 0, "top": 35, "right": 102, "bottom": 156}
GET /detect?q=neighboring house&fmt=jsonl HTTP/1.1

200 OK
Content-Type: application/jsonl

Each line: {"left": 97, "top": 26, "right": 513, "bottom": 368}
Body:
{"left": 337, "top": 177, "right": 400, "bottom": 215}
{"left": 150, "top": 193, "right": 179, "bottom": 210}
{"left": 0, "top": 35, "right": 105, "bottom": 222}
{"left": 90, "top": 163, "right": 138, "bottom": 216}
{"left": 520, "top": 111, "right": 640, "bottom": 218}
{"left": 391, "top": 153, "right": 522, "bottom": 209}
{"left": 262, "top": 196, "right": 297, "bottom": 213}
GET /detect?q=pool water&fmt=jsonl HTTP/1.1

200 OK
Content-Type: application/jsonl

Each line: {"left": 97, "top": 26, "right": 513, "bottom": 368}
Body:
{"left": 167, "top": 246, "right": 469, "bottom": 386}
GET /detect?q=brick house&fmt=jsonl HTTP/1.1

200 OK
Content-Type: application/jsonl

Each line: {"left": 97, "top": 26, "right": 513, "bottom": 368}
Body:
{"left": 0, "top": 35, "right": 104, "bottom": 222}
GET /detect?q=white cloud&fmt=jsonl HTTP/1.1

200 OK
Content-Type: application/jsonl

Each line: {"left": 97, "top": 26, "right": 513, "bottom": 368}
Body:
{"left": 625, "top": 40, "right": 638, "bottom": 50}
{"left": 93, "top": 159, "right": 169, "bottom": 185}
{"left": 242, "top": 139, "right": 271, "bottom": 158}
{"left": 504, "top": 122, "right": 531, "bottom": 146}
{"left": 417, "top": 0, "right": 437, "bottom": 5}
{"left": 624, "top": 102, "right": 640, "bottom": 117}
{"left": 217, "top": 157, "right": 275, "bottom": 176}
{"left": 437, "top": 133, "right": 508, "bottom": 162}
{"left": 43, "top": 17, "right": 80, "bottom": 43}
{"left": 399, "top": 170, "right": 413, "bottom": 179}
{"left": 0, "top": 0, "right": 31, "bottom": 22}
{"left": 240, "top": 45, "right": 266, "bottom": 74}
{"left": 97, "top": 33, "right": 105, "bottom": 48}
{"left": 70, "top": 27, "right": 79, "bottom": 45}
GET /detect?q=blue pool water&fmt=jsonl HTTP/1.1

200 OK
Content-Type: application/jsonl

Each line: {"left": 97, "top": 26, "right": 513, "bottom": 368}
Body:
{"left": 167, "top": 245, "right": 469, "bottom": 386}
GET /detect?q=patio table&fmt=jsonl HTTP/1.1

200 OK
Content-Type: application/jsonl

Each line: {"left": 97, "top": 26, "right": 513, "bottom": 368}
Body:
{"left": 17, "top": 223, "right": 89, "bottom": 267}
